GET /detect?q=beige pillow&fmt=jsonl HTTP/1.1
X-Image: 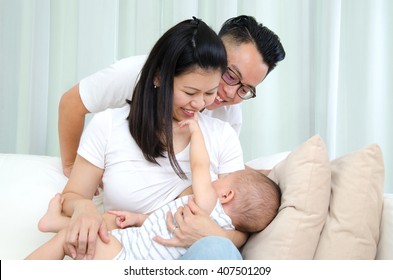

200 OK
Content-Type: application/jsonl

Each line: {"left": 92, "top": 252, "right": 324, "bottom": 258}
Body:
{"left": 242, "top": 135, "right": 331, "bottom": 259}
{"left": 314, "top": 144, "right": 384, "bottom": 259}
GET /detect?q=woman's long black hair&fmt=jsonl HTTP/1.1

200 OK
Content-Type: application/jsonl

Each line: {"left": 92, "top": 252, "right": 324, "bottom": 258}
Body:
{"left": 127, "top": 18, "right": 227, "bottom": 179}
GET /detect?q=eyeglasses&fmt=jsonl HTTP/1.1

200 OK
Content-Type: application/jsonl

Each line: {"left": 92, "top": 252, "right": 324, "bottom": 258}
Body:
{"left": 221, "top": 67, "right": 256, "bottom": 100}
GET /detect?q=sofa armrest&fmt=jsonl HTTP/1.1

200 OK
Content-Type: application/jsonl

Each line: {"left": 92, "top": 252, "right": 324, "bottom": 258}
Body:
{"left": 0, "top": 153, "right": 66, "bottom": 259}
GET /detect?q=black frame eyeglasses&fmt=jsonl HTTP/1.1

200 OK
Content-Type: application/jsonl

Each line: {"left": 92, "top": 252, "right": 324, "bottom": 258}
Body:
{"left": 221, "top": 67, "right": 256, "bottom": 100}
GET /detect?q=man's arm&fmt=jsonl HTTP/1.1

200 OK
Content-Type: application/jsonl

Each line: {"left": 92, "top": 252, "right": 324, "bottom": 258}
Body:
{"left": 58, "top": 84, "right": 90, "bottom": 177}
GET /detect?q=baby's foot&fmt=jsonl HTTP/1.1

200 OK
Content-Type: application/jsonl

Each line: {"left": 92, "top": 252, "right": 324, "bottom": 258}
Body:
{"left": 38, "top": 193, "right": 66, "bottom": 232}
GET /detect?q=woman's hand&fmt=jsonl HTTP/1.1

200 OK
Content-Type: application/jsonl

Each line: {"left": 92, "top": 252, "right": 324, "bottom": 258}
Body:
{"left": 60, "top": 155, "right": 109, "bottom": 259}
{"left": 65, "top": 199, "right": 110, "bottom": 260}
{"left": 153, "top": 196, "right": 234, "bottom": 247}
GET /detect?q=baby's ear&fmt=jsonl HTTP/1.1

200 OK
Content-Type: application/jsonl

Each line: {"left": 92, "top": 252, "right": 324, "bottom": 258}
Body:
{"left": 219, "top": 190, "right": 235, "bottom": 204}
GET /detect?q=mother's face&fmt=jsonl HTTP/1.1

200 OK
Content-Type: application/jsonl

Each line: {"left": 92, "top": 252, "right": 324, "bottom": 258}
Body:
{"left": 172, "top": 67, "right": 221, "bottom": 122}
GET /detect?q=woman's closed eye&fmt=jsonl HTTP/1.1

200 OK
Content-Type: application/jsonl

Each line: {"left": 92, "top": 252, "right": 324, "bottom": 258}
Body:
{"left": 184, "top": 91, "right": 216, "bottom": 96}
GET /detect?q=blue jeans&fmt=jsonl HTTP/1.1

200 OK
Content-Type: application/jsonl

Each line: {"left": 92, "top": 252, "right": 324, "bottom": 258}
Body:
{"left": 178, "top": 236, "right": 242, "bottom": 260}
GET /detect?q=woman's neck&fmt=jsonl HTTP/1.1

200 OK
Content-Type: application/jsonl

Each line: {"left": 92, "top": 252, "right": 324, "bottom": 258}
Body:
{"left": 172, "top": 121, "right": 191, "bottom": 155}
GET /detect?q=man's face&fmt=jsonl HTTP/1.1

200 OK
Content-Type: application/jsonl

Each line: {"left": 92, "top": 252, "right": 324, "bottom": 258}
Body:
{"left": 206, "top": 41, "right": 269, "bottom": 110}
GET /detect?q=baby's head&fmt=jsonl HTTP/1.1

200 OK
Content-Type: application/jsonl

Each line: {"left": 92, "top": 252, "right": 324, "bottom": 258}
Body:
{"left": 213, "top": 168, "right": 281, "bottom": 233}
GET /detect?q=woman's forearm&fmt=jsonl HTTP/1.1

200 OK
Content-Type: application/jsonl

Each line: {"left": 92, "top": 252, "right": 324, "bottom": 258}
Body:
{"left": 61, "top": 155, "right": 105, "bottom": 218}
{"left": 223, "top": 229, "right": 249, "bottom": 248}
{"left": 61, "top": 192, "right": 96, "bottom": 218}
{"left": 198, "top": 220, "right": 248, "bottom": 248}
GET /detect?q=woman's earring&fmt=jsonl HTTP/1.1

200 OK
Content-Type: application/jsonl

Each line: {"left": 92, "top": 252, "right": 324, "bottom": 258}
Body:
{"left": 154, "top": 85, "right": 157, "bottom": 89}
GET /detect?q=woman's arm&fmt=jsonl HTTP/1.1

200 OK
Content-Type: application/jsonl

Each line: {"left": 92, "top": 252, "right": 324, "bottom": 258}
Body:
{"left": 61, "top": 155, "right": 108, "bottom": 259}
{"left": 58, "top": 84, "right": 90, "bottom": 177}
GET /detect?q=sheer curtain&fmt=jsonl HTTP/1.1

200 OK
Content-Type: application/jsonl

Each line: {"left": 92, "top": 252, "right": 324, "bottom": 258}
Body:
{"left": 1, "top": 0, "right": 392, "bottom": 192}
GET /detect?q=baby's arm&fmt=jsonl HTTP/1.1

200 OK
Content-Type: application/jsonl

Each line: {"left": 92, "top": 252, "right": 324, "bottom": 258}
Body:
{"left": 178, "top": 115, "right": 217, "bottom": 213}
{"left": 107, "top": 210, "right": 148, "bottom": 229}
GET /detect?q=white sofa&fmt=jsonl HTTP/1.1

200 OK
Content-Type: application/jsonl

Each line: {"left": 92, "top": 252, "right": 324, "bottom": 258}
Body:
{"left": 0, "top": 135, "right": 392, "bottom": 260}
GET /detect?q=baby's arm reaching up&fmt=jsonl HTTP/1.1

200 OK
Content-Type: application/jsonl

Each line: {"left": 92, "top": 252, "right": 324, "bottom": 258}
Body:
{"left": 178, "top": 114, "right": 217, "bottom": 213}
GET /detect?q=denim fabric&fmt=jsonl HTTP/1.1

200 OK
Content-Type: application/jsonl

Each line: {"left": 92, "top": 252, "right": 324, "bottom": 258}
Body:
{"left": 178, "top": 236, "right": 242, "bottom": 260}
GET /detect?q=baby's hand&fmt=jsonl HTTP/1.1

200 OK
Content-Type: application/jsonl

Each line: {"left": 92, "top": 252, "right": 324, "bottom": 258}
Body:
{"left": 178, "top": 114, "right": 200, "bottom": 134}
{"left": 107, "top": 210, "right": 141, "bottom": 228}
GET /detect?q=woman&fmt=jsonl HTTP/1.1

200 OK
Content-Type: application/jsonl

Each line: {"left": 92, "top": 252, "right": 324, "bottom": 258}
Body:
{"left": 60, "top": 17, "right": 246, "bottom": 260}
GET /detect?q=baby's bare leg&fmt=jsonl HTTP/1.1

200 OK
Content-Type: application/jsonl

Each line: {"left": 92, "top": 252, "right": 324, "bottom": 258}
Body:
{"left": 91, "top": 234, "right": 123, "bottom": 259}
{"left": 39, "top": 193, "right": 121, "bottom": 234}
{"left": 25, "top": 228, "right": 122, "bottom": 260}
{"left": 38, "top": 193, "right": 70, "bottom": 233}
{"left": 25, "top": 229, "right": 68, "bottom": 259}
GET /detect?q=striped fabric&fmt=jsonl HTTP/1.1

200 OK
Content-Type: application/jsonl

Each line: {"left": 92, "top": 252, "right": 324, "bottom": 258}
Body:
{"left": 112, "top": 195, "right": 234, "bottom": 260}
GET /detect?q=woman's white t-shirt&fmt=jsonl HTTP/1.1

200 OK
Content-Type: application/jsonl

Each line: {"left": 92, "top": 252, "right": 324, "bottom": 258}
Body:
{"left": 79, "top": 55, "right": 243, "bottom": 135}
{"left": 78, "top": 107, "right": 244, "bottom": 214}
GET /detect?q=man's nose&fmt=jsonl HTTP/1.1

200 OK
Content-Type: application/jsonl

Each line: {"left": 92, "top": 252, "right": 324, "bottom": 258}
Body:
{"left": 223, "top": 84, "right": 237, "bottom": 99}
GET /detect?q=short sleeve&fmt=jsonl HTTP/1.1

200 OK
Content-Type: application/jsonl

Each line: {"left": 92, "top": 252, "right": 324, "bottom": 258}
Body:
{"left": 77, "top": 110, "right": 112, "bottom": 169}
{"left": 79, "top": 55, "right": 146, "bottom": 113}
{"left": 217, "top": 122, "right": 244, "bottom": 174}
{"left": 210, "top": 200, "right": 235, "bottom": 230}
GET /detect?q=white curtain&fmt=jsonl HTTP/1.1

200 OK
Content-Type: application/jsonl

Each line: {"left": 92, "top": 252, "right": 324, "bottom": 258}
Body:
{"left": 1, "top": 0, "right": 392, "bottom": 193}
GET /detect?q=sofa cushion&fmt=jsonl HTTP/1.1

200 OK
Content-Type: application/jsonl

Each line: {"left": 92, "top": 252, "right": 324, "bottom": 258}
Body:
{"left": 241, "top": 135, "right": 331, "bottom": 259}
{"left": 314, "top": 144, "right": 384, "bottom": 259}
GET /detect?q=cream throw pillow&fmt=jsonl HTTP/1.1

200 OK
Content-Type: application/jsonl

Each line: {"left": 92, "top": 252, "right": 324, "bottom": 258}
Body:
{"left": 242, "top": 135, "right": 331, "bottom": 259}
{"left": 314, "top": 144, "right": 384, "bottom": 259}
